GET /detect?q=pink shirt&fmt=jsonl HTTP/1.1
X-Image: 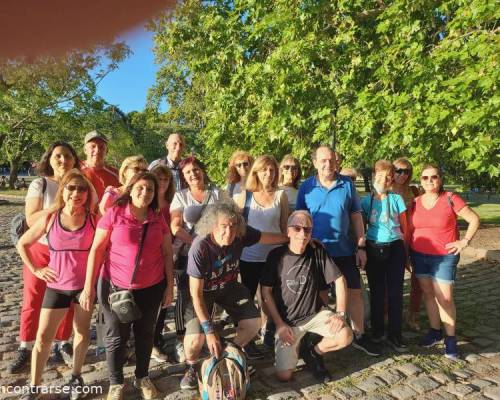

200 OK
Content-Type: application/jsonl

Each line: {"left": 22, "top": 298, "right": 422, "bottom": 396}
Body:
{"left": 410, "top": 192, "right": 466, "bottom": 255}
{"left": 47, "top": 211, "right": 96, "bottom": 290}
{"left": 98, "top": 204, "right": 168, "bottom": 289}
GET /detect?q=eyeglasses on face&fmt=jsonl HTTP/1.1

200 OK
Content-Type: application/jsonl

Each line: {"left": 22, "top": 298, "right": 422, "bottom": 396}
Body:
{"left": 64, "top": 184, "right": 88, "bottom": 193}
{"left": 235, "top": 161, "right": 250, "bottom": 168}
{"left": 282, "top": 165, "right": 298, "bottom": 171}
{"left": 395, "top": 168, "right": 410, "bottom": 175}
{"left": 421, "top": 175, "right": 439, "bottom": 181}
{"left": 289, "top": 225, "right": 312, "bottom": 234}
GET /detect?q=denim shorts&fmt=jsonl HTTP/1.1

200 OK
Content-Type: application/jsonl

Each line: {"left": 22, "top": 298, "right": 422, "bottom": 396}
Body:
{"left": 410, "top": 250, "right": 460, "bottom": 284}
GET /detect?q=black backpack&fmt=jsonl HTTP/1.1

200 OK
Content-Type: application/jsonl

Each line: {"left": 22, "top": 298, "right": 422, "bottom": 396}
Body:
{"left": 10, "top": 178, "right": 46, "bottom": 246}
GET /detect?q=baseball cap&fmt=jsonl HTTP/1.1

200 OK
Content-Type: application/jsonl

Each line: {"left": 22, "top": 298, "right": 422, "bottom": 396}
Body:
{"left": 84, "top": 130, "right": 108, "bottom": 144}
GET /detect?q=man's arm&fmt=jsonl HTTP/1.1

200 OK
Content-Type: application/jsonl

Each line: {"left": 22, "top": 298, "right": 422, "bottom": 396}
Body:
{"left": 259, "top": 232, "right": 288, "bottom": 245}
{"left": 261, "top": 285, "right": 295, "bottom": 345}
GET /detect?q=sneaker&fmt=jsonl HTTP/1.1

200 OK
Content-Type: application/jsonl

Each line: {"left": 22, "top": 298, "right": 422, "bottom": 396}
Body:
{"left": 59, "top": 342, "right": 74, "bottom": 367}
{"left": 444, "top": 336, "right": 459, "bottom": 360}
{"left": 352, "top": 334, "right": 382, "bottom": 356}
{"left": 134, "top": 376, "right": 159, "bottom": 399}
{"left": 299, "top": 341, "right": 332, "bottom": 383}
{"left": 8, "top": 347, "right": 31, "bottom": 374}
{"left": 65, "top": 374, "right": 87, "bottom": 400}
{"left": 151, "top": 346, "right": 169, "bottom": 363}
{"left": 419, "top": 328, "right": 443, "bottom": 348}
{"left": 20, "top": 386, "right": 41, "bottom": 400}
{"left": 180, "top": 365, "right": 198, "bottom": 390}
{"left": 248, "top": 365, "right": 257, "bottom": 376}
{"left": 372, "top": 333, "right": 386, "bottom": 344}
{"left": 243, "top": 341, "right": 265, "bottom": 360}
{"left": 107, "top": 384, "right": 124, "bottom": 400}
{"left": 387, "top": 335, "right": 409, "bottom": 353}
{"left": 175, "top": 340, "right": 186, "bottom": 363}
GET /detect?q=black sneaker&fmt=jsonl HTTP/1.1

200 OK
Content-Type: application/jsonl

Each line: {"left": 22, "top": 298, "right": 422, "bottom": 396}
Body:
{"left": 352, "top": 334, "right": 382, "bottom": 356}
{"left": 243, "top": 341, "right": 265, "bottom": 360}
{"left": 65, "top": 374, "right": 87, "bottom": 400}
{"left": 180, "top": 364, "right": 198, "bottom": 390}
{"left": 419, "top": 328, "right": 443, "bottom": 348}
{"left": 299, "top": 341, "right": 331, "bottom": 383}
{"left": 387, "top": 335, "right": 409, "bottom": 353}
{"left": 8, "top": 347, "right": 31, "bottom": 374}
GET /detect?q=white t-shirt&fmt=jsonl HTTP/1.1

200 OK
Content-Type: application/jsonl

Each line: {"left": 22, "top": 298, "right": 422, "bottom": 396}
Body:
{"left": 170, "top": 188, "right": 221, "bottom": 255}
{"left": 241, "top": 190, "right": 284, "bottom": 262}
{"left": 225, "top": 182, "right": 243, "bottom": 199}
{"left": 25, "top": 177, "right": 59, "bottom": 245}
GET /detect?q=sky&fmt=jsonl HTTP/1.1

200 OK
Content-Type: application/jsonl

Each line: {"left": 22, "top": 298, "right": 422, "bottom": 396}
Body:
{"left": 95, "top": 25, "right": 161, "bottom": 113}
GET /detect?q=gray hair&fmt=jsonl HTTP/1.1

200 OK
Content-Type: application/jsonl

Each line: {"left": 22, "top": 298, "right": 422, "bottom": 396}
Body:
{"left": 195, "top": 199, "right": 247, "bottom": 238}
{"left": 287, "top": 210, "right": 313, "bottom": 226}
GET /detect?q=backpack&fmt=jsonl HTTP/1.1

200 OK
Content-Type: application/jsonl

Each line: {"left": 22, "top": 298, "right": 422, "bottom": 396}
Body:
{"left": 199, "top": 341, "right": 250, "bottom": 400}
{"left": 10, "top": 177, "right": 46, "bottom": 246}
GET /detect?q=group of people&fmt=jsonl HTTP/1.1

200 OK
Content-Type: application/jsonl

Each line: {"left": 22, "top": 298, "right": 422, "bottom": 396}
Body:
{"left": 12, "top": 130, "right": 480, "bottom": 400}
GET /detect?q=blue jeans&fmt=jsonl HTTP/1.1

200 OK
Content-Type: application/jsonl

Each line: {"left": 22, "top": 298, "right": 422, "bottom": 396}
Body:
{"left": 411, "top": 250, "right": 459, "bottom": 284}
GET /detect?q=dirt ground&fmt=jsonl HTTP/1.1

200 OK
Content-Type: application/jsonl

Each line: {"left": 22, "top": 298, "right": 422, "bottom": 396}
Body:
{"left": 461, "top": 226, "right": 500, "bottom": 251}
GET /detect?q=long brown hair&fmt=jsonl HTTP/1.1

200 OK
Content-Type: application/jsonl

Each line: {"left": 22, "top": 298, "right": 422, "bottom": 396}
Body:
{"left": 245, "top": 155, "right": 279, "bottom": 192}
{"left": 151, "top": 164, "right": 175, "bottom": 203}
{"left": 226, "top": 150, "right": 254, "bottom": 184}
{"left": 54, "top": 169, "right": 93, "bottom": 211}
{"left": 114, "top": 171, "right": 159, "bottom": 211}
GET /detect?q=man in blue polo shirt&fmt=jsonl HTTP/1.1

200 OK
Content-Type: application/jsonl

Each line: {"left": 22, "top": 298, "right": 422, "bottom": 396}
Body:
{"left": 296, "top": 145, "right": 380, "bottom": 356}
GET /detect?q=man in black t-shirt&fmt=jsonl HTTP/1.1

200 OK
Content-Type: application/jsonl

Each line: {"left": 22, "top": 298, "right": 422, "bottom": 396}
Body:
{"left": 261, "top": 210, "right": 353, "bottom": 383}
{"left": 179, "top": 201, "right": 288, "bottom": 390}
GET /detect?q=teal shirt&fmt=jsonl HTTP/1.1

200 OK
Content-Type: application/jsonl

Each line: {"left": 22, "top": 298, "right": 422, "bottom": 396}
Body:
{"left": 361, "top": 193, "right": 406, "bottom": 243}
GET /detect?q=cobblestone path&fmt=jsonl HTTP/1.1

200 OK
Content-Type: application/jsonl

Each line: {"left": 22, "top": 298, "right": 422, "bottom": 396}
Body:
{"left": 1, "top": 201, "right": 499, "bottom": 399}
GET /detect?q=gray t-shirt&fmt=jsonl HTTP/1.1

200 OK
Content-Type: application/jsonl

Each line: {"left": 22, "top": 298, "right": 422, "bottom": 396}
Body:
{"left": 261, "top": 243, "right": 342, "bottom": 326}
{"left": 187, "top": 226, "right": 261, "bottom": 292}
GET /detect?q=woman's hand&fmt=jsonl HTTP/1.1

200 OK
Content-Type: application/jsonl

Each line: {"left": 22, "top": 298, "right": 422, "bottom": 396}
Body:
{"left": 32, "top": 266, "right": 58, "bottom": 283}
{"left": 445, "top": 239, "right": 469, "bottom": 255}
{"left": 162, "top": 286, "right": 174, "bottom": 308}
{"left": 79, "top": 288, "right": 95, "bottom": 312}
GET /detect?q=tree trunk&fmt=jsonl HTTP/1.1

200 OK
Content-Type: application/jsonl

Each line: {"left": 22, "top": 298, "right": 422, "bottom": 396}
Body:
{"left": 8, "top": 157, "right": 20, "bottom": 188}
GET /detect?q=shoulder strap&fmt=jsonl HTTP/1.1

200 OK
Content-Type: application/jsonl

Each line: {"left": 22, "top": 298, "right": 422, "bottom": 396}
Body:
{"left": 42, "top": 177, "right": 47, "bottom": 195}
{"left": 366, "top": 192, "right": 374, "bottom": 226}
{"left": 242, "top": 190, "right": 252, "bottom": 222}
{"left": 228, "top": 183, "right": 235, "bottom": 197}
{"left": 130, "top": 223, "right": 149, "bottom": 287}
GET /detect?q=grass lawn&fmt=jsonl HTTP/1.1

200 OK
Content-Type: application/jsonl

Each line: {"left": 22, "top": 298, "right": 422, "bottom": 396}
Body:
{"left": 0, "top": 189, "right": 27, "bottom": 196}
{"left": 467, "top": 202, "right": 500, "bottom": 225}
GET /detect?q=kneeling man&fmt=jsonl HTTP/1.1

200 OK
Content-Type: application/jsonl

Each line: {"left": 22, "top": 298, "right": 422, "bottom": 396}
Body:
{"left": 261, "top": 210, "right": 353, "bottom": 383}
{"left": 180, "top": 201, "right": 288, "bottom": 389}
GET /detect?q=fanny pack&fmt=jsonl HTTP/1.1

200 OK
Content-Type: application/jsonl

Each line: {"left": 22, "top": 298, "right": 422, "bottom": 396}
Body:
{"left": 108, "top": 223, "right": 149, "bottom": 323}
{"left": 366, "top": 240, "right": 392, "bottom": 262}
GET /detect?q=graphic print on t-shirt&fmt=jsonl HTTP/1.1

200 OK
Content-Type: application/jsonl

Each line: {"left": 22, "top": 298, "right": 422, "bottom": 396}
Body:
{"left": 285, "top": 263, "right": 309, "bottom": 295}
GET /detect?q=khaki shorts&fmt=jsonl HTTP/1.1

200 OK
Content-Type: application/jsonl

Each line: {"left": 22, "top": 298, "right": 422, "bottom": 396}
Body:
{"left": 275, "top": 309, "right": 340, "bottom": 371}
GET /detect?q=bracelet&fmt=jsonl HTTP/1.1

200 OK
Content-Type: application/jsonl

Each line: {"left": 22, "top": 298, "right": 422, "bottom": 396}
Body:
{"left": 200, "top": 320, "right": 215, "bottom": 335}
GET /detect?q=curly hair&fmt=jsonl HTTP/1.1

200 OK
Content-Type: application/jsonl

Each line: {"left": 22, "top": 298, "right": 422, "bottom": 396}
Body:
{"left": 195, "top": 199, "right": 246, "bottom": 238}
{"left": 278, "top": 154, "right": 302, "bottom": 189}
{"left": 245, "top": 155, "right": 279, "bottom": 192}
{"left": 151, "top": 164, "right": 176, "bottom": 203}
{"left": 226, "top": 150, "right": 254, "bottom": 184}
{"left": 37, "top": 141, "right": 80, "bottom": 177}
{"left": 114, "top": 171, "right": 159, "bottom": 212}
{"left": 53, "top": 169, "right": 93, "bottom": 211}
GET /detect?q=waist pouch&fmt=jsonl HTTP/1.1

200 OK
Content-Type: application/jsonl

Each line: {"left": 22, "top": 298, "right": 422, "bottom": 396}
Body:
{"left": 108, "top": 286, "right": 142, "bottom": 324}
{"left": 366, "top": 240, "right": 392, "bottom": 263}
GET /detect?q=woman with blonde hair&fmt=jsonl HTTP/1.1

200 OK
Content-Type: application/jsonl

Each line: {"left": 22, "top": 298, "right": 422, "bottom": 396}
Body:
{"left": 98, "top": 155, "right": 148, "bottom": 215}
{"left": 235, "top": 154, "right": 289, "bottom": 358}
{"left": 391, "top": 157, "right": 422, "bottom": 330}
{"left": 17, "top": 169, "right": 96, "bottom": 399}
{"left": 278, "top": 155, "right": 301, "bottom": 212}
{"left": 226, "top": 150, "right": 253, "bottom": 198}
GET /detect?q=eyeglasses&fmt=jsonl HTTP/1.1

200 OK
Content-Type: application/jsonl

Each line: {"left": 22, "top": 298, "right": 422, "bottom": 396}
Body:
{"left": 65, "top": 184, "right": 88, "bottom": 193}
{"left": 421, "top": 175, "right": 439, "bottom": 181}
{"left": 395, "top": 168, "right": 410, "bottom": 175}
{"left": 289, "top": 225, "right": 312, "bottom": 234}
{"left": 235, "top": 162, "right": 250, "bottom": 168}
{"left": 282, "top": 165, "right": 298, "bottom": 171}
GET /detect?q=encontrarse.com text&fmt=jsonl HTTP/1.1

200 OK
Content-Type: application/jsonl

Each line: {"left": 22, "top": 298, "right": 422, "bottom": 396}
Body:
{"left": 1, "top": 385, "right": 103, "bottom": 395}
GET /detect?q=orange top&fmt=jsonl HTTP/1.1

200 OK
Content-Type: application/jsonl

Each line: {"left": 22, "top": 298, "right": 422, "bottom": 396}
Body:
{"left": 81, "top": 162, "right": 119, "bottom": 201}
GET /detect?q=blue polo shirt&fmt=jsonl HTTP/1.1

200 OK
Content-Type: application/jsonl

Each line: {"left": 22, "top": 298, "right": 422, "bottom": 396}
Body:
{"left": 296, "top": 174, "right": 361, "bottom": 257}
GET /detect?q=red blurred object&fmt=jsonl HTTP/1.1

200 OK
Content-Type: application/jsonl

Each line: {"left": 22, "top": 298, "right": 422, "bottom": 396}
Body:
{"left": 0, "top": 1, "right": 176, "bottom": 58}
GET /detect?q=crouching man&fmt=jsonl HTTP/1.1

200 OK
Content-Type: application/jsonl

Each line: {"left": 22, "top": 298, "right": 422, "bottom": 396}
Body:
{"left": 261, "top": 210, "right": 353, "bottom": 383}
{"left": 180, "top": 200, "right": 288, "bottom": 390}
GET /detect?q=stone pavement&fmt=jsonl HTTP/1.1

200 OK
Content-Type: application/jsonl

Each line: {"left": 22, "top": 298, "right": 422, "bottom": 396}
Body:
{"left": 0, "top": 200, "right": 499, "bottom": 400}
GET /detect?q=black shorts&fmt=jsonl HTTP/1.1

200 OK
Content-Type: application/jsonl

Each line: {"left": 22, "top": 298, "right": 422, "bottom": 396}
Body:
{"left": 42, "top": 287, "right": 83, "bottom": 309}
{"left": 332, "top": 255, "right": 361, "bottom": 289}
{"left": 184, "top": 282, "right": 260, "bottom": 335}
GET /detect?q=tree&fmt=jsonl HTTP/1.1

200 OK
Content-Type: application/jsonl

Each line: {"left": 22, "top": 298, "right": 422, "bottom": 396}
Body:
{"left": 149, "top": 0, "right": 499, "bottom": 186}
{"left": 0, "top": 44, "right": 130, "bottom": 185}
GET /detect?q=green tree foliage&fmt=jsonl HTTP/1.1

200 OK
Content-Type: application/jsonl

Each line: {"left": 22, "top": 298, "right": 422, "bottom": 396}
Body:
{"left": 149, "top": 0, "right": 499, "bottom": 186}
{"left": 0, "top": 44, "right": 130, "bottom": 185}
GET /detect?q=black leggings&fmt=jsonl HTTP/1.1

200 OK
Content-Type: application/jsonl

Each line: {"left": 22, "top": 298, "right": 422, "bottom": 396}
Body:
{"left": 239, "top": 260, "right": 265, "bottom": 299}
{"left": 98, "top": 278, "right": 165, "bottom": 384}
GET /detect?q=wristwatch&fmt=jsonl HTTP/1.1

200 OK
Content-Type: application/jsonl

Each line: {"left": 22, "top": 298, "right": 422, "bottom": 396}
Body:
{"left": 335, "top": 311, "right": 347, "bottom": 319}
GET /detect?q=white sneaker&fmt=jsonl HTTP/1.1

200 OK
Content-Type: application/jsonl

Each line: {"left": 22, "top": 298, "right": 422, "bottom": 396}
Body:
{"left": 134, "top": 376, "right": 159, "bottom": 399}
{"left": 107, "top": 384, "right": 124, "bottom": 400}
{"left": 175, "top": 340, "right": 186, "bottom": 363}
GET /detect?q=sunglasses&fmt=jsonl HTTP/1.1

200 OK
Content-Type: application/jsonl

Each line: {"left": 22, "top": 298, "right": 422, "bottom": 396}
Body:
{"left": 130, "top": 166, "right": 148, "bottom": 173}
{"left": 282, "top": 165, "right": 298, "bottom": 171}
{"left": 235, "top": 162, "right": 250, "bottom": 168}
{"left": 289, "top": 225, "right": 312, "bottom": 234}
{"left": 395, "top": 168, "right": 410, "bottom": 175}
{"left": 421, "top": 175, "right": 439, "bottom": 181}
{"left": 65, "top": 184, "right": 88, "bottom": 193}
